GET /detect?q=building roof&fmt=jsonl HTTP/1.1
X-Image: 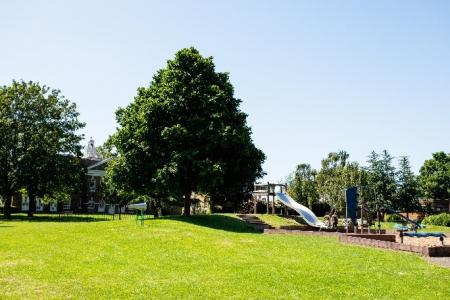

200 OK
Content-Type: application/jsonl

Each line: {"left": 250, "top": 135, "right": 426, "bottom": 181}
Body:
{"left": 86, "top": 158, "right": 111, "bottom": 177}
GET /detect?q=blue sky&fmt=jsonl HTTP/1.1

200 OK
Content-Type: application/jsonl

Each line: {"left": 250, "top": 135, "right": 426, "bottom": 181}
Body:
{"left": 1, "top": 0, "right": 449, "bottom": 181}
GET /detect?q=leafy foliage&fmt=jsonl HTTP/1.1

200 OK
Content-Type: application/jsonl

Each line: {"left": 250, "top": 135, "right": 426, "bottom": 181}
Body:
{"left": 394, "top": 156, "right": 420, "bottom": 212}
{"left": 418, "top": 151, "right": 450, "bottom": 202}
{"left": 383, "top": 213, "right": 404, "bottom": 223}
{"left": 423, "top": 213, "right": 450, "bottom": 227}
{"left": 316, "top": 151, "right": 364, "bottom": 212}
{"left": 287, "top": 163, "right": 318, "bottom": 208}
{"left": 108, "top": 48, "right": 265, "bottom": 215}
{"left": 365, "top": 150, "right": 397, "bottom": 208}
{"left": 0, "top": 80, "right": 84, "bottom": 218}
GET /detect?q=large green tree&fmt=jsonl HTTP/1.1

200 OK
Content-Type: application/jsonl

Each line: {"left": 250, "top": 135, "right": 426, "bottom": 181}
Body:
{"left": 316, "top": 151, "right": 364, "bottom": 212}
{"left": 108, "top": 47, "right": 265, "bottom": 215}
{"left": 365, "top": 150, "right": 397, "bottom": 208}
{"left": 0, "top": 86, "right": 19, "bottom": 218}
{"left": 394, "top": 156, "right": 420, "bottom": 213}
{"left": 287, "top": 163, "right": 318, "bottom": 209}
{"left": 0, "top": 81, "right": 85, "bottom": 218}
{"left": 418, "top": 151, "right": 450, "bottom": 208}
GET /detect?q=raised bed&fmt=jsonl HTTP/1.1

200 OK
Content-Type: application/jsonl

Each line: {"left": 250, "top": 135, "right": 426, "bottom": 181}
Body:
{"left": 263, "top": 228, "right": 450, "bottom": 257}
{"left": 339, "top": 235, "right": 450, "bottom": 257}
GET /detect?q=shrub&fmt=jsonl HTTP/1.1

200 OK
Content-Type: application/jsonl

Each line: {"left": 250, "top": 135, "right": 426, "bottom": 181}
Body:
{"left": 384, "top": 213, "right": 404, "bottom": 223}
{"left": 423, "top": 213, "right": 450, "bottom": 227}
{"left": 424, "top": 213, "right": 450, "bottom": 226}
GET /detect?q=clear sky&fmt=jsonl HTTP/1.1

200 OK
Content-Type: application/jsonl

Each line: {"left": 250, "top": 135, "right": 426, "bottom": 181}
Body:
{"left": 1, "top": 0, "right": 450, "bottom": 181}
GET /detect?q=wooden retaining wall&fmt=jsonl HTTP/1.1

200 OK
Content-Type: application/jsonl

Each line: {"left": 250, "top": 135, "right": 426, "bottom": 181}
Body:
{"left": 339, "top": 235, "right": 450, "bottom": 257}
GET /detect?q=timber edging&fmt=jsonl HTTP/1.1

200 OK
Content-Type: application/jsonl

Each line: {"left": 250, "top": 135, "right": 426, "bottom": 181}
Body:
{"left": 263, "top": 228, "right": 450, "bottom": 257}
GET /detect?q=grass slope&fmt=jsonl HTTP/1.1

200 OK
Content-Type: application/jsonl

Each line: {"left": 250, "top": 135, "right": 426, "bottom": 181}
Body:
{"left": 1, "top": 214, "right": 449, "bottom": 299}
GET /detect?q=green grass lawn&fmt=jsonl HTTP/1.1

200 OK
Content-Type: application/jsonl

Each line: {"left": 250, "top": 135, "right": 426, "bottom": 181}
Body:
{"left": 256, "top": 214, "right": 301, "bottom": 228}
{"left": 1, "top": 214, "right": 450, "bottom": 299}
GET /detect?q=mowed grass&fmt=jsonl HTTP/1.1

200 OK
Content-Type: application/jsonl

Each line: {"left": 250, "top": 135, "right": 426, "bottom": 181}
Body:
{"left": 1, "top": 214, "right": 450, "bottom": 299}
{"left": 257, "top": 214, "right": 301, "bottom": 228}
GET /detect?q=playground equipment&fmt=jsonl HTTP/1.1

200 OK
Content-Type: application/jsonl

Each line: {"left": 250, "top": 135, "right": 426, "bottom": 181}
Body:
{"left": 275, "top": 192, "right": 325, "bottom": 228}
{"left": 127, "top": 203, "right": 147, "bottom": 226}
{"left": 383, "top": 206, "right": 424, "bottom": 230}
{"left": 345, "top": 186, "right": 358, "bottom": 231}
{"left": 381, "top": 205, "right": 447, "bottom": 244}
{"left": 253, "top": 182, "right": 287, "bottom": 214}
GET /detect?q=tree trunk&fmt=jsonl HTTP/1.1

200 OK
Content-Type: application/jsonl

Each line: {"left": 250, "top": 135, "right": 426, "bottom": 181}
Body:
{"left": 150, "top": 201, "right": 159, "bottom": 218}
{"left": 3, "top": 192, "right": 11, "bottom": 219}
{"left": 183, "top": 191, "right": 191, "bottom": 216}
{"left": 28, "top": 193, "right": 36, "bottom": 218}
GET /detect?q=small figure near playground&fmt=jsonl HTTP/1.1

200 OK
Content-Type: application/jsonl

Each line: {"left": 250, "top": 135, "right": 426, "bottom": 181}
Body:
{"left": 331, "top": 211, "right": 338, "bottom": 230}
{"left": 323, "top": 210, "right": 339, "bottom": 230}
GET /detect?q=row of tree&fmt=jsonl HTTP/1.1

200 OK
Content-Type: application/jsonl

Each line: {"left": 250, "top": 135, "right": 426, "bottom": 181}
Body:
{"left": 287, "top": 150, "right": 450, "bottom": 214}
{"left": 1, "top": 47, "right": 266, "bottom": 218}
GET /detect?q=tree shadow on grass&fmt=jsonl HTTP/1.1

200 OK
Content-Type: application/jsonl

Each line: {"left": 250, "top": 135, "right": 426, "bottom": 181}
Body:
{"left": 3, "top": 214, "right": 111, "bottom": 223}
{"left": 0, "top": 224, "right": 14, "bottom": 228}
{"left": 152, "top": 214, "right": 260, "bottom": 233}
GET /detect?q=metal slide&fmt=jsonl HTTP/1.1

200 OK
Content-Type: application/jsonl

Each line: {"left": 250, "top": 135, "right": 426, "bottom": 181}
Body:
{"left": 275, "top": 192, "right": 325, "bottom": 228}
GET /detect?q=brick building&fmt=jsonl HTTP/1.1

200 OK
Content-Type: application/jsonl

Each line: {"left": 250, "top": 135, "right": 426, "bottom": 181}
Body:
{"left": 8, "top": 138, "right": 115, "bottom": 213}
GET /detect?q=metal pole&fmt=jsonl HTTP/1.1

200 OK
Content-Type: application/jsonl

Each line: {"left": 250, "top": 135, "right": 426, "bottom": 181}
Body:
{"left": 376, "top": 204, "right": 380, "bottom": 234}
{"left": 271, "top": 185, "right": 275, "bottom": 214}
{"left": 360, "top": 197, "right": 364, "bottom": 234}
{"left": 345, "top": 188, "right": 348, "bottom": 234}
{"left": 266, "top": 182, "right": 270, "bottom": 214}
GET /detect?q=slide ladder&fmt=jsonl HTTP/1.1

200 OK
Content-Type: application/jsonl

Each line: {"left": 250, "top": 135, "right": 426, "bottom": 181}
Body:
{"left": 275, "top": 192, "right": 324, "bottom": 228}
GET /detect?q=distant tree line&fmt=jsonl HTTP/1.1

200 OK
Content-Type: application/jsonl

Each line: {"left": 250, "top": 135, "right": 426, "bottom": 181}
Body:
{"left": 287, "top": 150, "right": 450, "bottom": 215}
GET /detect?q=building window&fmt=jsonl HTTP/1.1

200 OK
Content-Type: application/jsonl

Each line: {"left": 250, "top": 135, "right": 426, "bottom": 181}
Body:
{"left": 89, "top": 177, "right": 96, "bottom": 192}
{"left": 63, "top": 202, "right": 71, "bottom": 210}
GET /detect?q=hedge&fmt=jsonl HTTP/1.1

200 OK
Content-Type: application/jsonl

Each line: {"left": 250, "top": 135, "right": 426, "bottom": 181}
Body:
{"left": 423, "top": 213, "right": 450, "bottom": 227}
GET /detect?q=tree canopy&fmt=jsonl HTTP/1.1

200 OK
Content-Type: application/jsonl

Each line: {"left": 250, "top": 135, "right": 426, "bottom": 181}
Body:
{"left": 365, "top": 150, "right": 397, "bottom": 208}
{"left": 316, "top": 150, "right": 364, "bottom": 212}
{"left": 0, "top": 80, "right": 85, "bottom": 218}
{"left": 393, "top": 156, "right": 420, "bottom": 212}
{"left": 107, "top": 47, "right": 265, "bottom": 215}
{"left": 418, "top": 152, "right": 450, "bottom": 203}
{"left": 287, "top": 163, "right": 318, "bottom": 209}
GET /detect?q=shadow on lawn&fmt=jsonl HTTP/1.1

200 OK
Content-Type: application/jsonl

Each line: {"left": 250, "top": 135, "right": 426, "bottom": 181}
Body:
{"left": 2, "top": 214, "right": 110, "bottom": 223}
{"left": 0, "top": 224, "right": 14, "bottom": 228}
{"left": 153, "top": 214, "right": 259, "bottom": 233}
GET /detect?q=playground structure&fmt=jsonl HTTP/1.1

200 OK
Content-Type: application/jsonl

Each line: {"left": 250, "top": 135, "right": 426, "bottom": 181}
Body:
{"left": 253, "top": 183, "right": 446, "bottom": 236}
{"left": 250, "top": 183, "right": 449, "bottom": 255}
{"left": 381, "top": 205, "right": 447, "bottom": 245}
{"left": 383, "top": 206, "right": 423, "bottom": 230}
{"left": 252, "top": 183, "right": 288, "bottom": 214}
{"left": 275, "top": 192, "right": 325, "bottom": 228}
{"left": 252, "top": 183, "right": 360, "bottom": 231}
{"left": 127, "top": 202, "right": 147, "bottom": 226}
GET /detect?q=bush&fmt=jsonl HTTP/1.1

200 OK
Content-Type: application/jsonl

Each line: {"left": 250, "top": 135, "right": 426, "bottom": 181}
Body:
{"left": 384, "top": 213, "right": 404, "bottom": 223}
{"left": 423, "top": 213, "right": 450, "bottom": 227}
